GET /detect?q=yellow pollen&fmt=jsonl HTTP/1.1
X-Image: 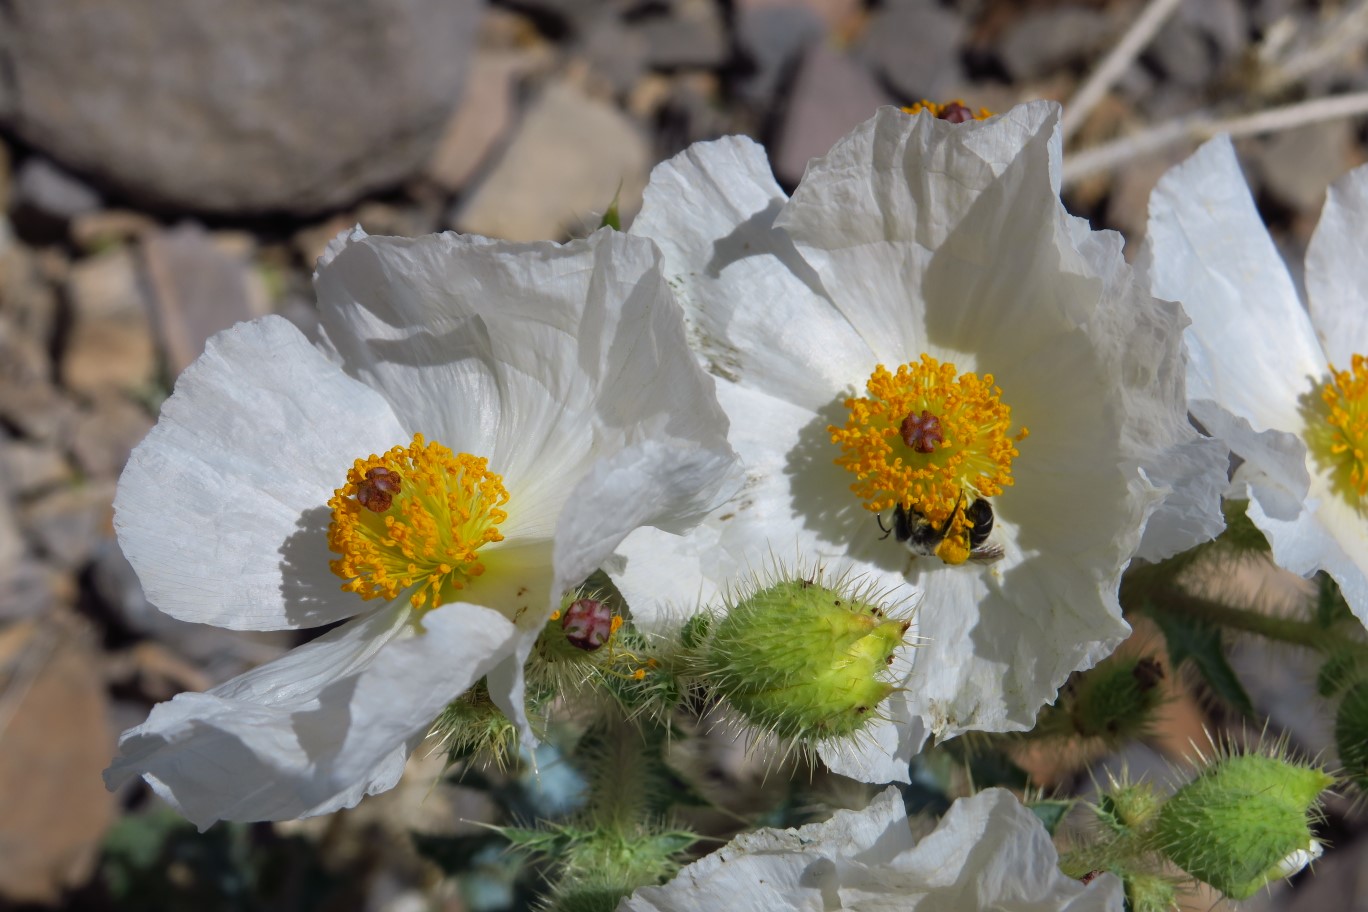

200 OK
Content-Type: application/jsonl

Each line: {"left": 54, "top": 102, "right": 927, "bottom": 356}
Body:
{"left": 900, "top": 99, "right": 993, "bottom": 122}
{"left": 829, "top": 354, "right": 1027, "bottom": 531}
{"left": 1308, "top": 353, "right": 1368, "bottom": 504}
{"left": 328, "top": 433, "right": 509, "bottom": 610}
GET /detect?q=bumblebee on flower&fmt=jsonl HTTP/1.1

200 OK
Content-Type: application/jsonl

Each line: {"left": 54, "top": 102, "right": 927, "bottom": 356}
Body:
{"left": 613, "top": 100, "right": 1229, "bottom": 783}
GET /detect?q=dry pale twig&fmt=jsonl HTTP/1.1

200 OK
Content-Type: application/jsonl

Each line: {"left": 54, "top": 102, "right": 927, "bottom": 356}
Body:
{"left": 1061, "top": 0, "right": 1184, "bottom": 143}
{"left": 1061, "top": 90, "right": 1368, "bottom": 187}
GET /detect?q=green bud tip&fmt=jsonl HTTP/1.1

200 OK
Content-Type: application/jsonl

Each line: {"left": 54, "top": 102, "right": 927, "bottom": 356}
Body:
{"left": 704, "top": 569, "right": 913, "bottom": 744}
{"left": 1154, "top": 742, "right": 1333, "bottom": 899}
{"left": 1069, "top": 655, "right": 1167, "bottom": 742}
{"left": 1098, "top": 775, "right": 1164, "bottom": 831}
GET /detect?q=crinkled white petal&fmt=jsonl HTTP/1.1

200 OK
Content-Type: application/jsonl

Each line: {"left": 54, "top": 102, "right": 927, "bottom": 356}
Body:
{"left": 619, "top": 787, "right": 1123, "bottom": 912}
{"left": 105, "top": 602, "right": 519, "bottom": 830}
{"left": 1306, "top": 164, "right": 1368, "bottom": 368}
{"left": 631, "top": 135, "right": 874, "bottom": 411}
{"left": 1066, "top": 216, "right": 1228, "bottom": 560}
{"left": 556, "top": 440, "right": 737, "bottom": 591}
{"left": 313, "top": 229, "right": 733, "bottom": 529}
{"left": 777, "top": 104, "right": 1069, "bottom": 371}
{"left": 1190, "top": 400, "right": 1310, "bottom": 521}
{"left": 1143, "top": 135, "right": 1326, "bottom": 435}
{"left": 114, "top": 316, "right": 408, "bottom": 631}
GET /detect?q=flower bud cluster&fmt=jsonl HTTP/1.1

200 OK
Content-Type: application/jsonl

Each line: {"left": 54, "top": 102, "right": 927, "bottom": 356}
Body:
{"left": 1063, "top": 743, "right": 1333, "bottom": 905}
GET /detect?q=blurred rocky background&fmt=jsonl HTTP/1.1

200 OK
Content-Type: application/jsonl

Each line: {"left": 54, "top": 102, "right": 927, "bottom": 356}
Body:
{"left": 2, "top": 0, "right": 1368, "bottom": 909}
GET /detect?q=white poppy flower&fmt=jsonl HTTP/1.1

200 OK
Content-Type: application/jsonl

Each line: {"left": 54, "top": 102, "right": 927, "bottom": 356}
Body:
{"left": 619, "top": 787, "right": 1123, "bottom": 912}
{"left": 614, "top": 102, "right": 1226, "bottom": 782}
{"left": 104, "top": 227, "right": 737, "bottom": 830}
{"left": 1144, "top": 136, "right": 1368, "bottom": 624}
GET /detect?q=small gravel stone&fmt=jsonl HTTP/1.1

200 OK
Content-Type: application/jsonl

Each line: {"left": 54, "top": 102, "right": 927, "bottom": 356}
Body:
{"left": 62, "top": 247, "right": 156, "bottom": 398}
{"left": 141, "top": 223, "right": 265, "bottom": 378}
{"left": 453, "top": 80, "right": 650, "bottom": 241}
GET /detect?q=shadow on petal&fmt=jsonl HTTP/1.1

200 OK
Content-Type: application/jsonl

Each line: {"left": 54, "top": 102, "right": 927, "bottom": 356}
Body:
{"left": 279, "top": 505, "right": 358, "bottom": 628}
{"left": 783, "top": 395, "right": 908, "bottom": 576}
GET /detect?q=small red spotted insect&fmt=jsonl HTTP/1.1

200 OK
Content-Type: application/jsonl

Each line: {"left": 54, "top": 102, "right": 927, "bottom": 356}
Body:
{"left": 561, "top": 597, "right": 614, "bottom": 651}
{"left": 900, "top": 409, "right": 944, "bottom": 453}
{"left": 356, "top": 467, "right": 402, "bottom": 512}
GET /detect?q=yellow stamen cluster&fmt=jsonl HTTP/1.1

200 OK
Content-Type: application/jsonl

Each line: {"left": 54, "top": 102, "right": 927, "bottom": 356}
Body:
{"left": 900, "top": 99, "right": 994, "bottom": 122}
{"left": 328, "top": 433, "right": 509, "bottom": 610}
{"left": 829, "top": 354, "right": 1027, "bottom": 529}
{"left": 1313, "top": 353, "right": 1368, "bottom": 503}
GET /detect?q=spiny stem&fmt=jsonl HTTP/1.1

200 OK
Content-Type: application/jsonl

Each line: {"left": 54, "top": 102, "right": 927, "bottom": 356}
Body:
{"left": 1143, "top": 589, "right": 1340, "bottom": 652}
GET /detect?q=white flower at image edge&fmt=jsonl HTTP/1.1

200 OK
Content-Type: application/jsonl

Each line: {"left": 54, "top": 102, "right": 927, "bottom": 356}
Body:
{"left": 1144, "top": 136, "right": 1368, "bottom": 624}
{"left": 618, "top": 787, "right": 1123, "bottom": 912}
{"left": 103, "top": 227, "right": 737, "bottom": 829}
{"left": 613, "top": 101, "right": 1227, "bottom": 781}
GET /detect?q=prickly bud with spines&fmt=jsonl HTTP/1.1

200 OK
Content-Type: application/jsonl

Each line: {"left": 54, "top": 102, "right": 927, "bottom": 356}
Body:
{"left": 705, "top": 577, "right": 909, "bottom": 742}
{"left": 1153, "top": 751, "right": 1332, "bottom": 899}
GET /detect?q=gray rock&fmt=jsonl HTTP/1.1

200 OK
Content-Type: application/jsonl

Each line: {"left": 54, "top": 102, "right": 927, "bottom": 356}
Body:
{"left": 19, "top": 481, "right": 115, "bottom": 569}
{"left": 998, "top": 7, "right": 1114, "bottom": 82}
{"left": 141, "top": 223, "right": 265, "bottom": 378}
{"left": 0, "top": 377, "right": 77, "bottom": 445}
{"left": 12, "top": 157, "right": 102, "bottom": 222}
{"left": 1250, "top": 121, "right": 1354, "bottom": 212}
{"left": 0, "top": 0, "right": 482, "bottom": 215}
{"left": 0, "top": 238, "right": 59, "bottom": 351}
{"left": 772, "top": 42, "right": 894, "bottom": 186}
{"left": 734, "top": 4, "right": 822, "bottom": 108}
{"left": 0, "top": 141, "right": 10, "bottom": 214}
{"left": 90, "top": 540, "right": 290, "bottom": 685}
{"left": 0, "top": 439, "right": 71, "bottom": 497}
{"left": 61, "top": 247, "right": 156, "bottom": 398}
{"left": 425, "top": 48, "right": 551, "bottom": 193}
{"left": 858, "top": 0, "right": 966, "bottom": 101}
{"left": 1147, "top": 13, "right": 1219, "bottom": 87}
{"left": 0, "top": 487, "right": 23, "bottom": 588}
{"left": 580, "top": 13, "right": 652, "bottom": 96}
{"left": 68, "top": 393, "right": 153, "bottom": 481}
{"left": 500, "top": 0, "right": 613, "bottom": 34}
{"left": 69, "top": 210, "right": 158, "bottom": 254}
{"left": 0, "top": 557, "right": 70, "bottom": 620}
{"left": 453, "top": 80, "right": 649, "bottom": 241}
{"left": 637, "top": 0, "right": 730, "bottom": 70}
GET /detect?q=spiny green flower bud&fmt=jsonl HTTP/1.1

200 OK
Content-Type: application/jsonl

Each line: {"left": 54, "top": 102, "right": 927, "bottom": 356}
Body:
{"left": 1154, "top": 751, "right": 1333, "bottom": 899}
{"left": 430, "top": 679, "right": 521, "bottom": 768}
{"left": 1336, "top": 678, "right": 1368, "bottom": 791}
{"left": 1099, "top": 779, "right": 1163, "bottom": 831}
{"left": 706, "top": 577, "right": 909, "bottom": 742}
{"left": 1318, "top": 648, "right": 1366, "bottom": 698}
{"left": 1069, "top": 656, "right": 1166, "bottom": 742}
{"left": 1122, "top": 870, "right": 1178, "bottom": 912}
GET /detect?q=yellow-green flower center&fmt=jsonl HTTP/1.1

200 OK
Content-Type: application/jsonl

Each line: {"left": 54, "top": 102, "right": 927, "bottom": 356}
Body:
{"left": 328, "top": 433, "right": 509, "bottom": 610}
{"left": 828, "top": 354, "right": 1026, "bottom": 553}
{"left": 1305, "top": 353, "right": 1368, "bottom": 506}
